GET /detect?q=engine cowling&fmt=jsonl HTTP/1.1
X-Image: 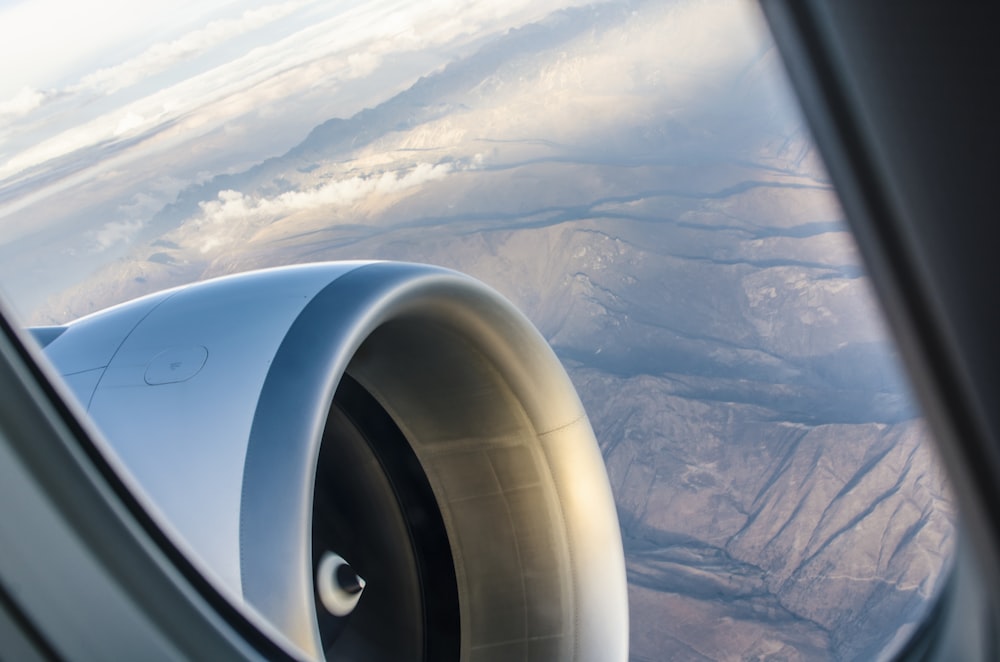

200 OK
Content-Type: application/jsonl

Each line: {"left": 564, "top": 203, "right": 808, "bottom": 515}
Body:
{"left": 36, "top": 261, "right": 628, "bottom": 661}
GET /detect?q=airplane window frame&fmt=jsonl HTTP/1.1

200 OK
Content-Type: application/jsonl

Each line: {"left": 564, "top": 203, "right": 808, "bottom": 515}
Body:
{"left": 759, "top": 1, "right": 1000, "bottom": 660}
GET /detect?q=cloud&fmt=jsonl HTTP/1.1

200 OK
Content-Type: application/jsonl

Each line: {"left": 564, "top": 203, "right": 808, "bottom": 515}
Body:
{"left": 193, "top": 162, "right": 453, "bottom": 253}
{"left": 0, "top": 0, "right": 587, "bottom": 188}
{"left": 74, "top": 0, "right": 316, "bottom": 96}
{"left": 0, "top": 87, "right": 51, "bottom": 121}
{"left": 90, "top": 218, "right": 144, "bottom": 251}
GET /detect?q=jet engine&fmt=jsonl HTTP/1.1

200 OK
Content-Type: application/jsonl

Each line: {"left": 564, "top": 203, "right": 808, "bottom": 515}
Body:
{"left": 34, "top": 261, "right": 628, "bottom": 661}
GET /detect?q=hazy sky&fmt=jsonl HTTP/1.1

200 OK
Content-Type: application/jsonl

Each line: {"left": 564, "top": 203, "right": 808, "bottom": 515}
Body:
{"left": 0, "top": 0, "right": 598, "bottom": 223}
{"left": 0, "top": 0, "right": 776, "bottom": 316}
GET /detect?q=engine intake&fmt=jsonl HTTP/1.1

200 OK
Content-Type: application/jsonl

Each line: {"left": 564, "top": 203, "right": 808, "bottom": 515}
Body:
{"left": 38, "top": 261, "right": 628, "bottom": 661}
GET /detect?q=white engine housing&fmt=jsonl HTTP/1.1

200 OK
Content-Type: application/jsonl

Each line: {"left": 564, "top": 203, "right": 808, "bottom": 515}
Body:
{"left": 39, "top": 261, "right": 628, "bottom": 662}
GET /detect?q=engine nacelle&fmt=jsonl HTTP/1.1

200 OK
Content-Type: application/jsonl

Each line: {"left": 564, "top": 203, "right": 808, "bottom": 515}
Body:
{"left": 36, "top": 262, "right": 628, "bottom": 661}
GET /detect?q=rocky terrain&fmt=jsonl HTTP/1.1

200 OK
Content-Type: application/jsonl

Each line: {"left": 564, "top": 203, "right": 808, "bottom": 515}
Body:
{"left": 18, "top": 1, "right": 954, "bottom": 659}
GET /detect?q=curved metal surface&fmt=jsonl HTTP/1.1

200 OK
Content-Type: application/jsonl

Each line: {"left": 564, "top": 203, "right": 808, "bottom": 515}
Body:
{"left": 42, "top": 263, "right": 365, "bottom": 610}
{"left": 40, "top": 261, "right": 628, "bottom": 662}
{"left": 242, "top": 262, "right": 627, "bottom": 661}
{"left": 42, "top": 289, "right": 174, "bottom": 401}
{"left": 1, "top": 298, "right": 298, "bottom": 662}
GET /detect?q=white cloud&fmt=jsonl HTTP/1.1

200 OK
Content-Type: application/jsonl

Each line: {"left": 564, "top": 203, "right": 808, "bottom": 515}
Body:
{"left": 75, "top": 0, "right": 315, "bottom": 96}
{"left": 194, "top": 162, "right": 453, "bottom": 253}
{"left": 0, "top": 0, "right": 587, "bottom": 187}
{"left": 0, "top": 0, "right": 244, "bottom": 99}
{"left": 0, "top": 87, "right": 50, "bottom": 121}
{"left": 90, "top": 218, "right": 144, "bottom": 251}
{"left": 3, "top": 0, "right": 640, "bottom": 242}
{"left": 113, "top": 112, "right": 147, "bottom": 137}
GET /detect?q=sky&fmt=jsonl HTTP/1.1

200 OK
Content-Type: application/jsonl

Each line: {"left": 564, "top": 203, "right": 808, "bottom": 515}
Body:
{"left": 0, "top": 0, "right": 631, "bottom": 313}
{"left": 0, "top": 0, "right": 595, "bottom": 227}
{"left": 0, "top": 0, "right": 624, "bottom": 266}
{"left": 0, "top": 0, "right": 773, "bottom": 316}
